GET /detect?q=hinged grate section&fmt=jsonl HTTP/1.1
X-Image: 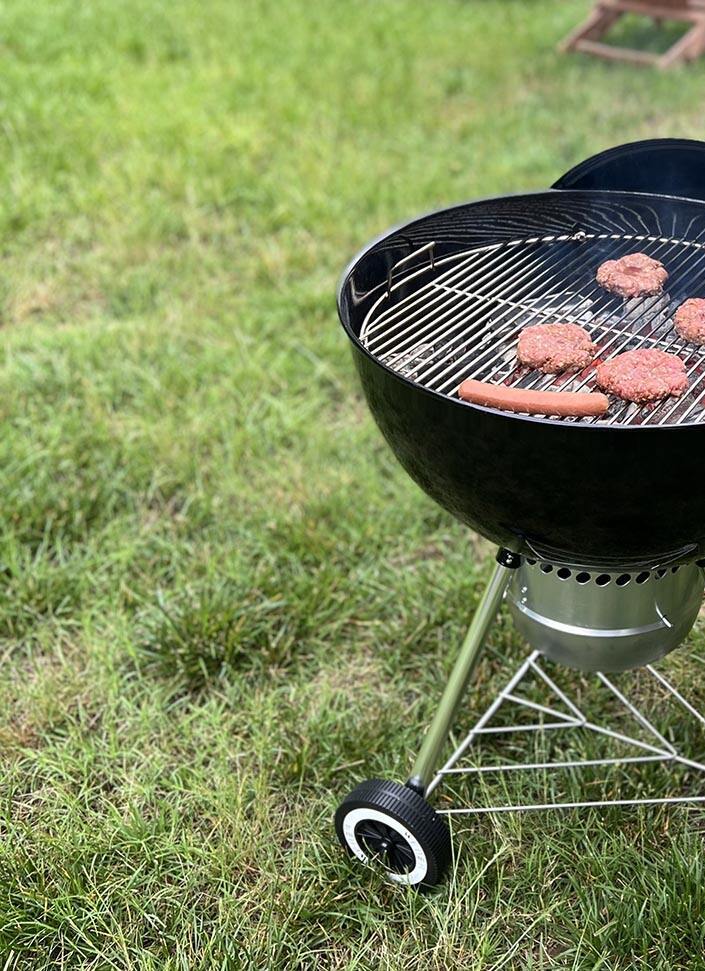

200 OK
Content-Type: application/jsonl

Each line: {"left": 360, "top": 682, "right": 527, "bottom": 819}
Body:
{"left": 360, "top": 231, "right": 705, "bottom": 426}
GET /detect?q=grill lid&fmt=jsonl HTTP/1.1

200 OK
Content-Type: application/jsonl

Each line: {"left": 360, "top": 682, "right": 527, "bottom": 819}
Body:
{"left": 553, "top": 139, "right": 705, "bottom": 202}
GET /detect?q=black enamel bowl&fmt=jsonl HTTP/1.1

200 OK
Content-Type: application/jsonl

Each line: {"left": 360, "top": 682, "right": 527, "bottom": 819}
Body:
{"left": 337, "top": 189, "right": 705, "bottom": 570}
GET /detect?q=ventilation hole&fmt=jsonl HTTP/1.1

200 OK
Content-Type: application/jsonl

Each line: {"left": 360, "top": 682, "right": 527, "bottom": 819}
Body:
{"left": 671, "top": 566, "right": 680, "bottom": 573}
{"left": 575, "top": 571, "right": 591, "bottom": 584}
{"left": 636, "top": 571, "right": 650, "bottom": 584}
{"left": 697, "top": 559, "right": 705, "bottom": 568}
{"left": 656, "top": 569, "right": 667, "bottom": 579}
{"left": 557, "top": 567, "right": 571, "bottom": 580}
{"left": 616, "top": 574, "right": 631, "bottom": 587}
{"left": 540, "top": 563, "right": 553, "bottom": 574}
{"left": 526, "top": 558, "right": 537, "bottom": 566}
{"left": 595, "top": 574, "right": 611, "bottom": 586}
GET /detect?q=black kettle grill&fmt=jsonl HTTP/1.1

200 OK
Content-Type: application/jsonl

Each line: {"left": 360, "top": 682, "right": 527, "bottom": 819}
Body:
{"left": 333, "top": 141, "right": 705, "bottom": 889}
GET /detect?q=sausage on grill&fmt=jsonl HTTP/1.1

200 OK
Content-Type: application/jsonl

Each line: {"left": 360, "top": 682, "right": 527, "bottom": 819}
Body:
{"left": 458, "top": 379, "right": 609, "bottom": 417}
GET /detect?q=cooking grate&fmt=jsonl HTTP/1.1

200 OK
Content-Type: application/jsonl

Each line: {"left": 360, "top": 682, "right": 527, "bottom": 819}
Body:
{"left": 359, "top": 231, "right": 705, "bottom": 426}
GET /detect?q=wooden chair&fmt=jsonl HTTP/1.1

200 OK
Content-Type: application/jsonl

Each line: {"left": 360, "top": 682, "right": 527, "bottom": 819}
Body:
{"left": 560, "top": 0, "right": 705, "bottom": 68}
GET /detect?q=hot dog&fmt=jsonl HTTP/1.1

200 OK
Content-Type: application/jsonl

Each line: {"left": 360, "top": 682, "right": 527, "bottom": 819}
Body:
{"left": 458, "top": 379, "right": 609, "bottom": 418}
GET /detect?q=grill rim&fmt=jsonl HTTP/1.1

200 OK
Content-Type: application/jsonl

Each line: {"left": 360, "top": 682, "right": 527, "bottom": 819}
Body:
{"left": 338, "top": 188, "right": 705, "bottom": 433}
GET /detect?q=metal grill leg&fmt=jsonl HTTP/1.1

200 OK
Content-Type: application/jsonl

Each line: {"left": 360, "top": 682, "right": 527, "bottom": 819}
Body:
{"left": 406, "top": 548, "right": 520, "bottom": 795}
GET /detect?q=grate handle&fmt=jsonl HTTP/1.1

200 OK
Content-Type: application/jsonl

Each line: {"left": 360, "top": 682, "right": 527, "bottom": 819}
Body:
{"left": 386, "top": 241, "right": 436, "bottom": 295}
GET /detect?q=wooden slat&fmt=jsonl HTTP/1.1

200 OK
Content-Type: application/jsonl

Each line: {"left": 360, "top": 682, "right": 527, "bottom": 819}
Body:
{"left": 658, "top": 21, "right": 705, "bottom": 64}
{"left": 640, "top": 0, "right": 705, "bottom": 9}
{"left": 559, "top": 7, "right": 622, "bottom": 50}
{"left": 602, "top": 0, "right": 704, "bottom": 21}
{"left": 573, "top": 38, "right": 662, "bottom": 62}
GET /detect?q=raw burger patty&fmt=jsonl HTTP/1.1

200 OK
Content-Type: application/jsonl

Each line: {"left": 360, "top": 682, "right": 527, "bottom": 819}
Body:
{"left": 595, "top": 349, "right": 688, "bottom": 403}
{"left": 674, "top": 298, "right": 705, "bottom": 345}
{"left": 516, "top": 322, "right": 595, "bottom": 373}
{"left": 596, "top": 253, "right": 668, "bottom": 298}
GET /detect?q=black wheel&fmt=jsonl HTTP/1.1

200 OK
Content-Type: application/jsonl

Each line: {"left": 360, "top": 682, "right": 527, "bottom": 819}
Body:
{"left": 334, "top": 778, "right": 452, "bottom": 889}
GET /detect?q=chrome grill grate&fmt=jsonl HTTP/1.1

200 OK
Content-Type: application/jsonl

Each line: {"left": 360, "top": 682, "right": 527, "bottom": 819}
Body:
{"left": 359, "top": 231, "right": 705, "bottom": 426}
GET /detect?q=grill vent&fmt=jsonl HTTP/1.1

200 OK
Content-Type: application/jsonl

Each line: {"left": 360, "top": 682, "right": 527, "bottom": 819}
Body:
{"left": 525, "top": 559, "right": 682, "bottom": 586}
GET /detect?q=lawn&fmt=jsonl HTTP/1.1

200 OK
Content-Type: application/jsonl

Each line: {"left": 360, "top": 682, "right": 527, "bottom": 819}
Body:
{"left": 2, "top": 0, "right": 705, "bottom": 967}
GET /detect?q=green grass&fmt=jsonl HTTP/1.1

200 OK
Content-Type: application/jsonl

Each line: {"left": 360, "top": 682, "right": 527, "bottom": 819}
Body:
{"left": 2, "top": 0, "right": 705, "bottom": 967}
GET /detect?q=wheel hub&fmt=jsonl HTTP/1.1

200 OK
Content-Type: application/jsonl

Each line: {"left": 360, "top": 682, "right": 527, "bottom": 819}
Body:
{"left": 355, "top": 820, "right": 416, "bottom": 874}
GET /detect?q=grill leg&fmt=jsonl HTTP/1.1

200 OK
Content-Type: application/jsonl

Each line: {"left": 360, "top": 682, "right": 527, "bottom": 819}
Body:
{"left": 406, "top": 548, "right": 521, "bottom": 796}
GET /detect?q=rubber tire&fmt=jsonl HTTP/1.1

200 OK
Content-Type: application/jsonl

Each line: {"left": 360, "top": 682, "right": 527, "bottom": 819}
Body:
{"left": 334, "top": 778, "right": 452, "bottom": 889}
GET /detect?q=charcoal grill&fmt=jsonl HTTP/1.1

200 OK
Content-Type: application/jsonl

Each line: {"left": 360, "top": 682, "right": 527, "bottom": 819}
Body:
{"left": 334, "top": 140, "right": 705, "bottom": 889}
